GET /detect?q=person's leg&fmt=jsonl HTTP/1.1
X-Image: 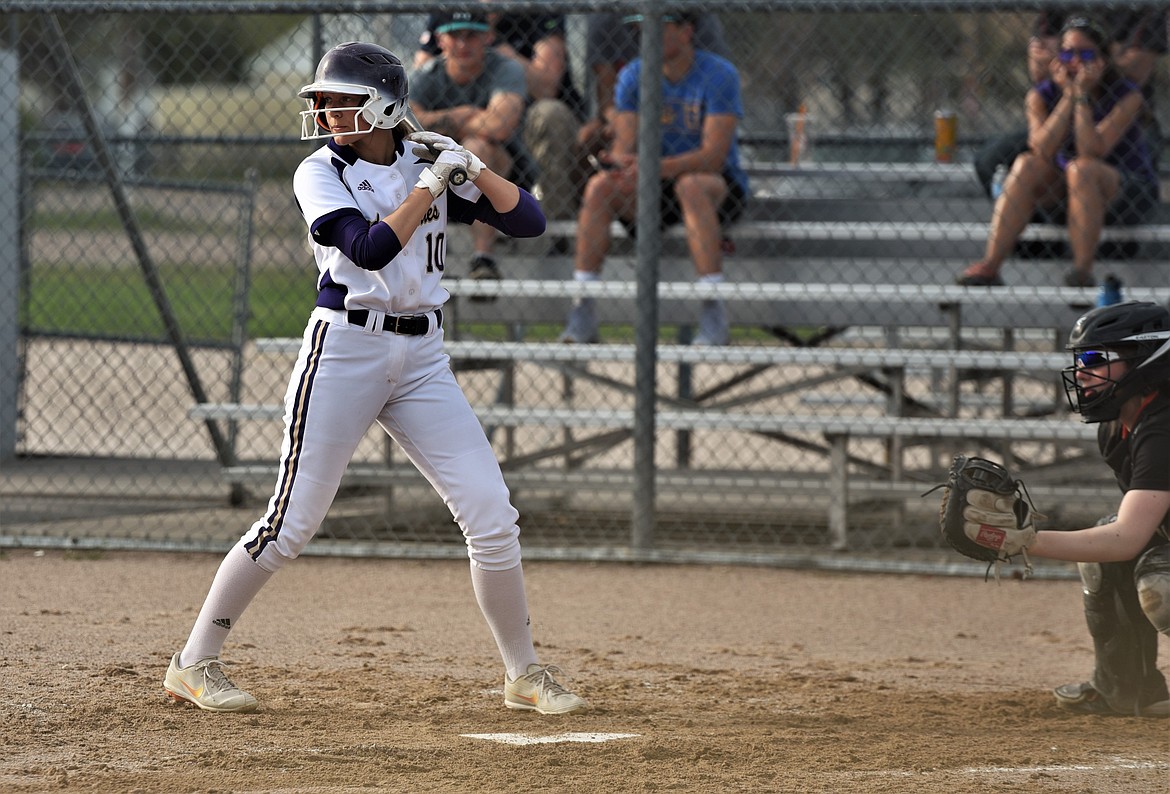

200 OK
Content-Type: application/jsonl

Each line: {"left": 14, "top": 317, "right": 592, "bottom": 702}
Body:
{"left": 561, "top": 171, "right": 632, "bottom": 343}
{"left": 378, "top": 341, "right": 531, "bottom": 678}
{"left": 1055, "top": 557, "right": 1166, "bottom": 715}
{"left": 524, "top": 99, "right": 583, "bottom": 221}
{"left": 1136, "top": 544, "right": 1170, "bottom": 635}
{"left": 973, "top": 129, "right": 1028, "bottom": 198}
{"left": 378, "top": 342, "right": 586, "bottom": 713}
{"left": 573, "top": 171, "right": 629, "bottom": 276}
{"left": 675, "top": 173, "right": 731, "bottom": 344}
{"left": 166, "top": 315, "right": 390, "bottom": 711}
{"left": 178, "top": 549, "right": 272, "bottom": 666}
{"left": 959, "top": 152, "right": 1061, "bottom": 284}
{"left": 1134, "top": 545, "right": 1170, "bottom": 717}
{"left": 468, "top": 563, "right": 538, "bottom": 678}
{"left": 1065, "top": 158, "right": 1121, "bottom": 286}
{"left": 463, "top": 137, "right": 514, "bottom": 277}
{"left": 673, "top": 172, "right": 728, "bottom": 278}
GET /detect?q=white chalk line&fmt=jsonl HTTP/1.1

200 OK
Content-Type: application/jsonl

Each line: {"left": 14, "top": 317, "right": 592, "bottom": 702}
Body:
{"left": 961, "top": 757, "right": 1168, "bottom": 774}
{"left": 824, "top": 757, "right": 1168, "bottom": 780}
{"left": 461, "top": 732, "right": 640, "bottom": 746}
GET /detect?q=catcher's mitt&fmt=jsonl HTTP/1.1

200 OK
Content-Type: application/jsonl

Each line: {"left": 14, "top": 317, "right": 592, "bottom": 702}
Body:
{"left": 930, "top": 455, "right": 1041, "bottom": 578}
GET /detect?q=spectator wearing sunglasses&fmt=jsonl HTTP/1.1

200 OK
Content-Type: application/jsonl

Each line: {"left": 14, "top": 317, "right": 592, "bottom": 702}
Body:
{"left": 973, "top": 8, "right": 1166, "bottom": 228}
{"left": 959, "top": 15, "right": 1159, "bottom": 288}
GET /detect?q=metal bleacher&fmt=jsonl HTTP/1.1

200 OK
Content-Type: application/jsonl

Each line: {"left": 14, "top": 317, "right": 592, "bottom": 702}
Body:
{"left": 191, "top": 138, "right": 1170, "bottom": 549}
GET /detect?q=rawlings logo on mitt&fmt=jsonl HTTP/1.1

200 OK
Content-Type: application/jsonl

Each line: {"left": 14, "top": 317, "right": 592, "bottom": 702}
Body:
{"left": 930, "top": 455, "right": 1041, "bottom": 578}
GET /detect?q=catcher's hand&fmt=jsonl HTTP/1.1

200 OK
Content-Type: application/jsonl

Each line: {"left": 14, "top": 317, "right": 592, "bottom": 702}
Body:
{"left": 933, "top": 455, "right": 1041, "bottom": 577}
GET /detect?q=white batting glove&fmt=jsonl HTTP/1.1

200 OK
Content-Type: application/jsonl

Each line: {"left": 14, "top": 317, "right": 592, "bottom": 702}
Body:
{"left": 415, "top": 150, "right": 468, "bottom": 199}
{"left": 458, "top": 148, "right": 483, "bottom": 181}
{"left": 408, "top": 131, "right": 482, "bottom": 181}
{"left": 408, "top": 131, "right": 459, "bottom": 163}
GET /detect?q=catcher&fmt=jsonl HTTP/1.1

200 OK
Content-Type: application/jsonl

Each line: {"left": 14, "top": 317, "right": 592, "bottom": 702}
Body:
{"left": 938, "top": 300, "right": 1170, "bottom": 718}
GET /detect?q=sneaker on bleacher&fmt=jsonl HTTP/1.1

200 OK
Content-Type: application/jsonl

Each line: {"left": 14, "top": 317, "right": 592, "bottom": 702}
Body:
{"left": 558, "top": 298, "right": 599, "bottom": 344}
{"left": 692, "top": 299, "right": 729, "bottom": 346}
{"left": 468, "top": 253, "right": 501, "bottom": 303}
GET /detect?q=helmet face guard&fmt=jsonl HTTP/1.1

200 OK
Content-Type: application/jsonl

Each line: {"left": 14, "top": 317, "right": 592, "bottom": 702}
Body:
{"left": 298, "top": 42, "right": 409, "bottom": 141}
{"left": 1062, "top": 301, "right": 1170, "bottom": 423}
{"left": 1062, "top": 348, "right": 1144, "bottom": 422}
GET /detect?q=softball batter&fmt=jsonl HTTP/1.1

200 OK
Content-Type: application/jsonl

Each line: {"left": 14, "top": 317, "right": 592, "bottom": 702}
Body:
{"left": 163, "top": 41, "right": 586, "bottom": 715}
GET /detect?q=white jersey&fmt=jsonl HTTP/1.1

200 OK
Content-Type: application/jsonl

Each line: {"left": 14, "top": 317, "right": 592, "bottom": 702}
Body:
{"left": 292, "top": 140, "right": 482, "bottom": 315}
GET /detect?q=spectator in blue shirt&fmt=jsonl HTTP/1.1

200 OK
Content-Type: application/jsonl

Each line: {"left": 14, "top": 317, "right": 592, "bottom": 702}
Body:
{"left": 559, "top": 13, "right": 748, "bottom": 346}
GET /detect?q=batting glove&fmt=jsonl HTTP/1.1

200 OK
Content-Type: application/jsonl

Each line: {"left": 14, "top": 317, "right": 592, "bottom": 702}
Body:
{"left": 415, "top": 150, "right": 468, "bottom": 199}
{"left": 457, "top": 148, "right": 483, "bottom": 182}
{"left": 408, "top": 131, "right": 459, "bottom": 163}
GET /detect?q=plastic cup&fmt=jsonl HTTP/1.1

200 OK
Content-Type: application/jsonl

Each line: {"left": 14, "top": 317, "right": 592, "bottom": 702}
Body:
{"left": 785, "top": 113, "right": 812, "bottom": 166}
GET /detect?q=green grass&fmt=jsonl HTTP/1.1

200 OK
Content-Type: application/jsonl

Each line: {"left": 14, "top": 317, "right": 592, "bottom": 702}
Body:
{"left": 31, "top": 206, "right": 199, "bottom": 233}
{"left": 26, "top": 265, "right": 817, "bottom": 346}
{"left": 26, "top": 265, "right": 315, "bottom": 343}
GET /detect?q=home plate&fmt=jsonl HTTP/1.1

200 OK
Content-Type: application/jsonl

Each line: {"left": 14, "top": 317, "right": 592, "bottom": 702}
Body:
{"left": 461, "top": 732, "right": 640, "bottom": 746}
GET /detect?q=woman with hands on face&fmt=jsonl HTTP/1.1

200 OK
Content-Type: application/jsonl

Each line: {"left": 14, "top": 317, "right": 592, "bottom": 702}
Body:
{"left": 957, "top": 14, "right": 1159, "bottom": 289}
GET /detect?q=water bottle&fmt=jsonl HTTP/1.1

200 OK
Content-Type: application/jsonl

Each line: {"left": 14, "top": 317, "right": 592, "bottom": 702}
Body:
{"left": 1097, "top": 275, "right": 1123, "bottom": 307}
{"left": 990, "top": 165, "right": 1007, "bottom": 200}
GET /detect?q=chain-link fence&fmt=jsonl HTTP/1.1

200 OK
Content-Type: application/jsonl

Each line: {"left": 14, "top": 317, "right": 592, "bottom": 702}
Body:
{"left": 3, "top": 1, "right": 1164, "bottom": 571}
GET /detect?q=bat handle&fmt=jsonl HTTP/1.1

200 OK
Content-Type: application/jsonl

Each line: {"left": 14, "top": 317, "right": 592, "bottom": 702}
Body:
{"left": 449, "top": 167, "right": 468, "bottom": 186}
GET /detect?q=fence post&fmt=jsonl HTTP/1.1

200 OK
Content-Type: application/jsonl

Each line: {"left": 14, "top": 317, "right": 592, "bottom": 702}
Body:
{"left": 632, "top": 2, "right": 664, "bottom": 551}
{"left": 0, "top": 25, "right": 20, "bottom": 460}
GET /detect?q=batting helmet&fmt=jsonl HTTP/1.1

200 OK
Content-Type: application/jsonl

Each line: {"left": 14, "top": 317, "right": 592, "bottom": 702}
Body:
{"left": 299, "top": 42, "right": 409, "bottom": 141}
{"left": 1062, "top": 300, "right": 1170, "bottom": 423}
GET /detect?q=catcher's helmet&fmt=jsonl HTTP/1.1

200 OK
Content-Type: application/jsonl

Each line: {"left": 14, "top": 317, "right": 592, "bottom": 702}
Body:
{"left": 299, "top": 42, "right": 409, "bottom": 141}
{"left": 1062, "top": 300, "right": 1170, "bottom": 423}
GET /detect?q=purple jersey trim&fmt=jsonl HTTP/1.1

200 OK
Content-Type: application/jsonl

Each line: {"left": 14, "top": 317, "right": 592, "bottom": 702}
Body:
{"left": 310, "top": 208, "right": 404, "bottom": 271}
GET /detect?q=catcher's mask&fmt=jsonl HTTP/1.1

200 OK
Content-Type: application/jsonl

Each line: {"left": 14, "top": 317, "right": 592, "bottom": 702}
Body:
{"left": 299, "top": 42, "right": 410, "bottom": 141}
{"left": 1062, "top": 301, "right": 1170, "bottom": 423}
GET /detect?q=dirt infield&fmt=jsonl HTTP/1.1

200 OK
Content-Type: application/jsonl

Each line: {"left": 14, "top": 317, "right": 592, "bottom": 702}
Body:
{"left": 2, "top": 550, "right": 1168, "bottom": 793}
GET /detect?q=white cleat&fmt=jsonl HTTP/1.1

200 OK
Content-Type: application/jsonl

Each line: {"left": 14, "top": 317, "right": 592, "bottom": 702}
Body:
{"left": 164, "top": 652, "right": 258, "bottom": 713}
{"left": 504, "top": 664, "right": 588, "bottom": 715}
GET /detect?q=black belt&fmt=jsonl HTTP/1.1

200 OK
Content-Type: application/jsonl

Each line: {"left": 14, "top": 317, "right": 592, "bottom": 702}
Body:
{"left": 346, "top": 308, "right": 441, "bottom": 336}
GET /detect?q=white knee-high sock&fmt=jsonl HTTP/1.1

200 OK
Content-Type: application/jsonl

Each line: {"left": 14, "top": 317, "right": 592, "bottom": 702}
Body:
{"left": 469, "top": 563, "right": 539, "bottom": 680}
{"left": 178, "top": 547, "right": 272, "bottom": 667}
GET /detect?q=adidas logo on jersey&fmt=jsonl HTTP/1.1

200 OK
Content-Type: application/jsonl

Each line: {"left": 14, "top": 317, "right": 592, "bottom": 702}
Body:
{"left": 213, "top": 618, "right": 232, "bottom": 629}
{"left": 357, "top": 180, "right": 373, "bottom": 192}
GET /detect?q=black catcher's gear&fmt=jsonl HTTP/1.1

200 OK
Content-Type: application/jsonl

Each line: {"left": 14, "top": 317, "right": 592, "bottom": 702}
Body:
{"left": 1063, "top": 301, "right": 1170, "bottom": 423}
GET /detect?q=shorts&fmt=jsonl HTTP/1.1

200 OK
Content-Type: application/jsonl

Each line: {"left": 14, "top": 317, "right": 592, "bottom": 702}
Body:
{"left": 1036, "top": 169, "right": 1159, "bottom": 226}
{"left": 619, "top": 170, "right": 748, "bottom": 237}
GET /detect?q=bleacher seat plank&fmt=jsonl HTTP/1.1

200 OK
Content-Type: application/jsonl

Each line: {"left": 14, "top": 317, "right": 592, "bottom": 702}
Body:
{"left": 545, "top": 219, "right": 1170, "bottom": 244}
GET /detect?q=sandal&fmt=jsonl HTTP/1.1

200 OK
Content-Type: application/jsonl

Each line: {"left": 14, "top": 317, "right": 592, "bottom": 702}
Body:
{"left": 1062, "top": 268, "right": 1097, "bottom": 288}
{"left": 955, "top": 262, "right": 1005, "bottom": 287}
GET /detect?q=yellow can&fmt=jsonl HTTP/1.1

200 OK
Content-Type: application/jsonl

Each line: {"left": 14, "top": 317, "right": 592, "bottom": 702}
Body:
{"left": 934, "top": 110, "right": 957, "bottom": 163}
